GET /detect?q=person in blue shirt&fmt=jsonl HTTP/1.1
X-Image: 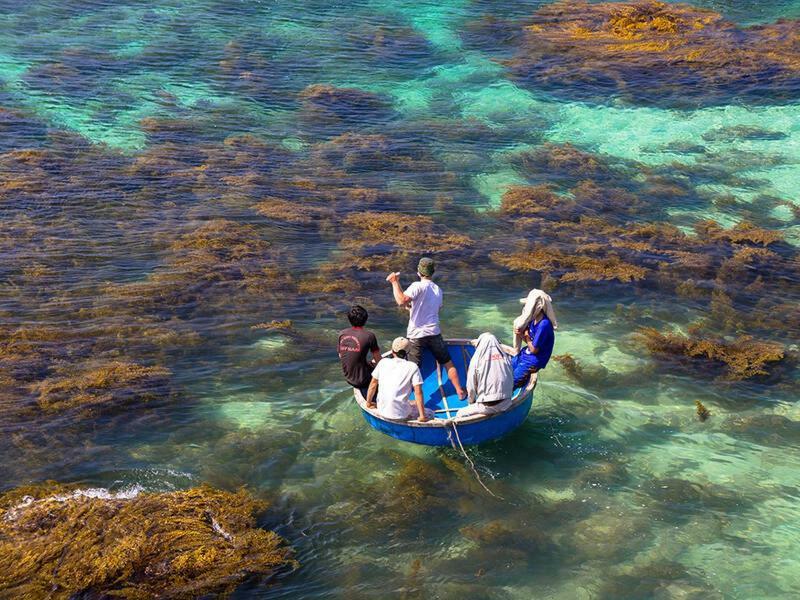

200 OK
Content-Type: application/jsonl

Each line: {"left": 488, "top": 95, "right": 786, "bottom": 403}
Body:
{"left": 511, "top": 316, "right": 555, "bottom": 389}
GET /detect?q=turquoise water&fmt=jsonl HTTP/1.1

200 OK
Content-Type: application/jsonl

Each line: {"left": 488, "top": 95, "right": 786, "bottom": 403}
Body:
{"left": 1, "top": 0, "right": 800, "bottom": 597}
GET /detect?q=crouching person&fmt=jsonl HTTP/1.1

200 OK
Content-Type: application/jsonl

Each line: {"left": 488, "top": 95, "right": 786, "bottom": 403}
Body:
{"left": 456, "top": 333, "right": 514, "bottom": 418}
{"left": 512, "top": 312, "right": 555, "bottom": 389}
{"left": 366, "top": 337, "right": 433, "bottom": 422}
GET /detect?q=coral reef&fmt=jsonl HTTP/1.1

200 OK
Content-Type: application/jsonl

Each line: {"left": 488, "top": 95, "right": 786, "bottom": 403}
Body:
{"left": 503, "top": 1, "right": 800, "bottom": 106}
{"left": 0, "top": 483, "right": 296, "bottom": 598}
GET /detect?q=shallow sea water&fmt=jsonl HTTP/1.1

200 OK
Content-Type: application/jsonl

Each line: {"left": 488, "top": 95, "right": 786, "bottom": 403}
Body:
{"left": 1, "top": 0, "right": 800, "bottom": 598}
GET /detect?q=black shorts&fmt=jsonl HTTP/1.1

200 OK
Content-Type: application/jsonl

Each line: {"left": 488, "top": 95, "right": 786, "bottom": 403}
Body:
{"left": 407, "top": 334, "right": 451, "bottom": 366}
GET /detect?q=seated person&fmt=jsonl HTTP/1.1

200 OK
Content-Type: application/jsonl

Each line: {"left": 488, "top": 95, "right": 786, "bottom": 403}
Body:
{"left": 337, "top": 305, "right": 382, "bottom": 399}
{"left": 512, "top": 313, "right": 555, "bottom": 389}
{"left": 366, "top": 337, "right": 432, "bottom": 422}
{"left": 456, "top": 333, "right": 514, "bottom": 418}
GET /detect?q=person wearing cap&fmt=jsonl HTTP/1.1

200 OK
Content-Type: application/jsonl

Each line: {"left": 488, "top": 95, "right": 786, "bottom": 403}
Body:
{"left": 365, "top": 337, "right": 432, "bottom": 422}
{"left": 386, "top": 257, "right": 467, "bottom": 400}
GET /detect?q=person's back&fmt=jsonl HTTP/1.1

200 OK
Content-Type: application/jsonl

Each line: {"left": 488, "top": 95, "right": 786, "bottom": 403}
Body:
{"left": 469, "top": 333, "right": 513, "bottom": 404}
{"left": 371, "top": 356, "right": 422, "bottom": 419}
{"left": 337, "top": 305, "right": 381, "bottom": 398}
{"left": 457, "top": 333, "right": 514, "bottom": 418}
{"left": 405, "top": 278, "right": 442, "bottom": 339}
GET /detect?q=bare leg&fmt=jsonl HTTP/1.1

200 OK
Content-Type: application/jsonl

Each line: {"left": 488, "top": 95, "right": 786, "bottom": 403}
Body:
{"left": 444, "top": 360, "right": 467, "bottom": 400}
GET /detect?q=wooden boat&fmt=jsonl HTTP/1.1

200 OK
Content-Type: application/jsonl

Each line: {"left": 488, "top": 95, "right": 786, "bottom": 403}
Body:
{"left": 354, "top": 339, "right": 535, "bottom": 446}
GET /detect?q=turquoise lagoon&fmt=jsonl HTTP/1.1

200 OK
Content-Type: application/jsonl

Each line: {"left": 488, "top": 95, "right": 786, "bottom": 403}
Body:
{"left": 1, "top": 0, "right": 799, "bottom": 598}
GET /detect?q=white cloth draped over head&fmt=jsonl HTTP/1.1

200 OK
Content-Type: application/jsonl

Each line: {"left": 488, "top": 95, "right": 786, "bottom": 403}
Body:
{"left": 512, "top": 289, "right": 558, "bottom": 351}
{"left": 467, "top": 332, "right": 514, "bottom": 405}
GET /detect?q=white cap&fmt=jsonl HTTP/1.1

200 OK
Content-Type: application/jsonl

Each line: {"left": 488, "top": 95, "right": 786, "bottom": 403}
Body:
{"left": 392, "top": 336, "right": 409, "bottom": 353}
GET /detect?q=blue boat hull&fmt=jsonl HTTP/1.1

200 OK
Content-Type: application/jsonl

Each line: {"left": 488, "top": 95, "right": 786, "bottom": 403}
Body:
{"left": 360, "top": 392, "right": 533, "bottom": 446}
{"left": 357, "top": 339, "right": 534, "bottom": 446}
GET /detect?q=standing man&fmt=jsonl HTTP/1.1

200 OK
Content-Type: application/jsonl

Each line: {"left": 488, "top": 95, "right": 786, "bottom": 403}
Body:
{"left": 386, "top": 257, "right": 467, "bottom": 400}
{"left": 338, "top": 305, "right": 382, "bottom": 399}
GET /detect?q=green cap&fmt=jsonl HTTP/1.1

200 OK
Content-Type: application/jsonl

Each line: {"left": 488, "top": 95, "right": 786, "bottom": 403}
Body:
{"left": 417, "top": 257, "right": 435, "bottom": 277}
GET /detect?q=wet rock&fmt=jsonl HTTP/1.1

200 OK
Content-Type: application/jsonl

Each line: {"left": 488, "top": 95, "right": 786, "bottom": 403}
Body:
{"left": 644, "top": 477, "right": 748, "bottom": 514}
{"left": 565, "top": 506, "right": 651, "bottom": 560}
{"left": 725, "top": 413, "right": 800, "bottom": 446}
{"left": 598, "top": 560, "right": 722, "bottom": 600}
{"left": 574, "top": 459, "right": 630, "bottom": 489}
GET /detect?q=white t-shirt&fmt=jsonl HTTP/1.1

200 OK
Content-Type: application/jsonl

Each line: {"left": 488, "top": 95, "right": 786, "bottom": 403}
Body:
{"left": 371, "top": 357, "right": 424, "bottom": 420}
{"left": 404, "top": 279, "right": 442, "bottom": 339}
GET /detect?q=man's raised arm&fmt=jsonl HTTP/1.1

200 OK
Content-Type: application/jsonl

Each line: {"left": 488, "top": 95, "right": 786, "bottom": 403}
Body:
{"left": 386, "top": 272, "right": 411, "bottom": 306}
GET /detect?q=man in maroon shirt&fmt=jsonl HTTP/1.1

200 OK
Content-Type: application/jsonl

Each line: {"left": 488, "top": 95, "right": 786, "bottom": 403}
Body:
{"left": 337, "top": 305, "right": 382, "bottom": 399}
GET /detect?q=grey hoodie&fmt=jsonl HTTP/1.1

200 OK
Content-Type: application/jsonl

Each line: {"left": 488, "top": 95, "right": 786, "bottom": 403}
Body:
{"left": 467, "top": 333, "right": 514, "bottom": 404}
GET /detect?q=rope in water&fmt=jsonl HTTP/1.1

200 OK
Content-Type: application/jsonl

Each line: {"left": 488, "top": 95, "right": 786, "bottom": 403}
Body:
{"left": 446, "top": 420, "right": 504, "bottom": 500}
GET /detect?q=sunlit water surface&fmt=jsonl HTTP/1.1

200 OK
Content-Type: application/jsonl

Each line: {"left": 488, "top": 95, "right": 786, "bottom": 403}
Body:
{"left": 1, "top": 0, "right": 800, "bottom": 598}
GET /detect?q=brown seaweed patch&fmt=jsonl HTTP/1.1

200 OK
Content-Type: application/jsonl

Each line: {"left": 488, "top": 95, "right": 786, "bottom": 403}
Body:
{"left": 491, "top": 245, "right": 648, "bottom": 283}
{"left": 366, "top": 456, "right": 451, "bottom": 530}
{"left": 106, "top": 218, "right": 294, "bottom": 313}
{"left": 32, "top": 361, "right": 171, "bottom": 412}
{"left": 498, "top": 184, "right": 566, "bottom": 217}
{"left": 510, "top": 143, "right": 615, "bottom": 183}
{"left": 460, "top": 519, "right": 554, "bottom": 555}
{"left": 251, "top": 320, "right": 294, "bottom": 332}
{"left": 342, "top": 212, "right": 472, "bottom": 253}
{"left": 308, "top": 132, "right": 439, "bottom": 174}
{"left": 694, "top": 219, "right": 783, "bottom": 246}
{"left": 299, "top": 84, "right": 391, "bottom": 129}
{"left": 504, "top": 1, "right": 800, "bottom": 107}
{"left": 552, "top": 354, "right": 611, "bottom": 388}
{"left": 634, "top": 327, "right": 785, "bottom": 380}
{"left": 253, "top": 196, "right": 334, "bottom": 226}
{"left": 695, "top": 399, "right": 711, "bottom": 421}
{"left": 0, "top": 483, "right": 296, "bottom": 599}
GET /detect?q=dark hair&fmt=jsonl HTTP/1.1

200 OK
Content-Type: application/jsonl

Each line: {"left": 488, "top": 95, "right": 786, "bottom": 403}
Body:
{"left": 395, "top": 349, "right": 407, "bottom": 359}
{"left": 347, "top": 305, "right": 369, "bottom": 327}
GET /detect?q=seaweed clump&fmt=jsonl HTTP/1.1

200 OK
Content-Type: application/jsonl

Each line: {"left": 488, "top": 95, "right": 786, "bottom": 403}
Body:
{"left": 342, "top": 211, "right": 472, "bottom": 255}
{"left": 32, "top": 361, "right": 171, "bottom": 412}
{"left": 695, "top": 399, "right": 711, "bottom": 421}
{"left": 503, "top": 1, "right": 800, "bottom": 107}
{"left": 491, "top": 244, "right": 647, "bottom": 284}
{"left": 298, "top": 84, "right": 392, "bottom": 133}
{"left": 634, "top": 327, "right": 785, "bottom": 380}
{"left": 0, "top": 483, "right": 296, "bottom": 599}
